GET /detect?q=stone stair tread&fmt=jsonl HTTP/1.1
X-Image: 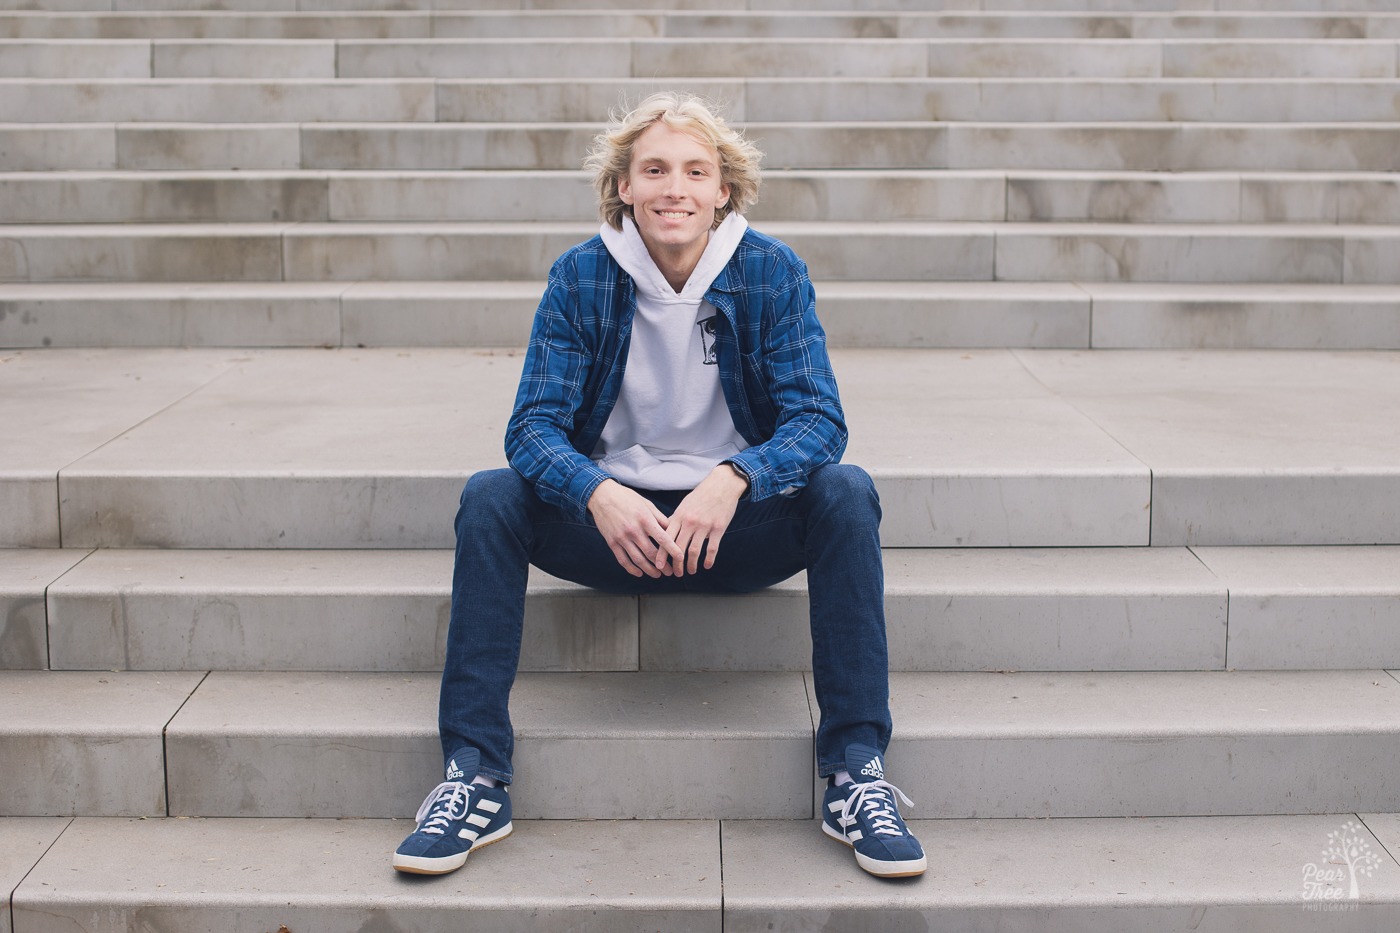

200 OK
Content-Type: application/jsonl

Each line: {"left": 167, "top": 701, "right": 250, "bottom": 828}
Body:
{"left": 0, "top": 548, "right": 87, "bottom": 671}
{"left": 40, "top": 548, "right": 639, "bottom": 673}
{"left": 0, "top": 670, "right": 203, "bottom": 816}
{"left": 876, "top": 669, "right": 1400, "bottom": 817}
{"left": 10, "top": 668, "right": 1400, "bottom": 819}
{"left": 724, "top": 814, "right": 1400, "bottom": 929}
{"left": 8, "top": 813, "right": 1400, "bottom": 931}
{"left": 0, "top": 347, "right": 242, "bottom": 548}
{"left": 29, "top": 545, "right": 1231, "bottom": 673}
{"left": 13, "top": 544, "right": 1400, "bottom": 675}
{"left": 10, "top": 817, "right": 721, "bottom": 933}
{"left": 12, "top": 346, "right": 1154, "bottom": 549}
{"left": 7, "top": 347, "right": 1400, "bottom": 548}
{"left": 160, "top": 670, "right": 813, "bottom": 818}
{"left": 0, "top": 816, "right": 69, "bottom": 916}
{"left": 1195, "top": 546, "right": 1400, "bottom": 669}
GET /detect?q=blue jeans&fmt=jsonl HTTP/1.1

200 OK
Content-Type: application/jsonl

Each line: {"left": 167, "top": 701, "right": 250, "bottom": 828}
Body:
{"left": 439, "top": 463, "right": 892, "bottom": 783}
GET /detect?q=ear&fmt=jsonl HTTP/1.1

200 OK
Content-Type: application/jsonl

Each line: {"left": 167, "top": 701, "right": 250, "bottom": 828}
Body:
{"left": 618, "top": 176, "right": 634, "bottom": 205}
{"left": 717, "top": 181, "right": 731, "bottom": 210}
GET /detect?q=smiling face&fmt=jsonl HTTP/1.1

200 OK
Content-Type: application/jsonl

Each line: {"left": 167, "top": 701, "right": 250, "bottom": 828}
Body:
{"left": 617, "top": 121, "right": 731, "bottom": 283}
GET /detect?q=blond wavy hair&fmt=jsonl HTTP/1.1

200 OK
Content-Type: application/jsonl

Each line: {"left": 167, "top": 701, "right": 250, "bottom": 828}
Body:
{"left": 584, "top": 92, "right": 763, "bottom": 232}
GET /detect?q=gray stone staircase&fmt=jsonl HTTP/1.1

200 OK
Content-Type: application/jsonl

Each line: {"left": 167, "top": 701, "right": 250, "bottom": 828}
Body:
{"left": 5, "top": 3, "right": 1400, "bottom": 931}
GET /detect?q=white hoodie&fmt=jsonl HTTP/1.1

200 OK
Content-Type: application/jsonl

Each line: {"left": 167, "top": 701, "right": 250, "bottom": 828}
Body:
{"left": 592, "top": 212, "right": 751, "bottom": 490}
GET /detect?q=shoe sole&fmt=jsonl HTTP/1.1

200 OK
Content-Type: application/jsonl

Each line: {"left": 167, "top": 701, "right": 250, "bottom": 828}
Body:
{"left": 822, "top": 820, "right": 927, "bottom": 879}
{"left": 392, "top": 822, "right": 514, "bottom": 875}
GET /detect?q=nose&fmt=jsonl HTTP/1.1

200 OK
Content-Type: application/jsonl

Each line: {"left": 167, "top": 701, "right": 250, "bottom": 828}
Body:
{"left": 664, "top": 172, "right": 685, "bottom": 199}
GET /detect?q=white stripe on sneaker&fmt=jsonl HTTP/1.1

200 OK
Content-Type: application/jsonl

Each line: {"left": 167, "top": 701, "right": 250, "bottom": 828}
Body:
{"left": 466, "top": 813, "right": 492, "bottom": 828}
{"left": 477, "top": 799, "right": 503, "bottom": 814}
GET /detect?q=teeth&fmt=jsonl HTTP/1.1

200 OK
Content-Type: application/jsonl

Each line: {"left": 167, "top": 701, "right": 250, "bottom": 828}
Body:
{"left": 658, "top": 211, "right": 688, "bottom": 218}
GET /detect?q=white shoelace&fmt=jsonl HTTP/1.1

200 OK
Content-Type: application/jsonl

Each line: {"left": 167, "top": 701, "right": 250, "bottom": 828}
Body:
{"left": 414, "top": 781, "right": 472, "bottom": 836}
{"left": 840, "top": 779, "right": 915, "bottom": 837}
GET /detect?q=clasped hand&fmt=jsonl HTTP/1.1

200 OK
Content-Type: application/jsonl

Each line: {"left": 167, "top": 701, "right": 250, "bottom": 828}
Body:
{"left": 586, "top": 465, "right": 748, "bottom": 578}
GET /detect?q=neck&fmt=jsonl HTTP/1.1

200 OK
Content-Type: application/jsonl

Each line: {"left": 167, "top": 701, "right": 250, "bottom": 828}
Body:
{"left": 644, "top": 232, "right": 710, "bottom": 294}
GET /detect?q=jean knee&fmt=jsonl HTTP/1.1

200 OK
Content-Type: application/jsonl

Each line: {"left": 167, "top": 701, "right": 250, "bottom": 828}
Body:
{"left": 457, "top": 468, "right": 533, "bottom": 531}
{"left": 807, "top": 463, "right": 880, "bottom": 517}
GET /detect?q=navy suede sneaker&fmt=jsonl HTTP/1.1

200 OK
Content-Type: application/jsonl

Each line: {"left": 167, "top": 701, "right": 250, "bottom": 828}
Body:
{"left": 393, "top": 748, "right": 512, "bottom": 875}
{"left": 822, "top": 743, "right": 926, "bottom": 878}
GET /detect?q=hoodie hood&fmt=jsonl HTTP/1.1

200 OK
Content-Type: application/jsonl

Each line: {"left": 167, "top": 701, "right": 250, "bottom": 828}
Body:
{"left": 600, "top": 212, "right": 749, "bottom": 303}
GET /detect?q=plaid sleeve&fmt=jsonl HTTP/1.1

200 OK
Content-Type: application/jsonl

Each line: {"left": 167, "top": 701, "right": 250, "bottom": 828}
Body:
{"left": 726, "top": 254, "right": 848, "bottom": 500}
{"left": 503, "top": 257, "right": 611, "bottom": 522}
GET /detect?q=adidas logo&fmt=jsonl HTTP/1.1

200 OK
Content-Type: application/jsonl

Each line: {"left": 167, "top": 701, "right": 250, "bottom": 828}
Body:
{"left": 859, "top": 756, "right": 885, "bottom": 780}
{"left": 445, "top": 759, "right": 465, "bottom": 781}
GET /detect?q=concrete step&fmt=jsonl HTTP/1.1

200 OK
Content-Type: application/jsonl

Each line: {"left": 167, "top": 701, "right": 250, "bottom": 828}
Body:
{"left": 0, "top": 79, "right": 439, "bottom": 123}
{"left": 9, "top": 668, "right": 1400, "bottom": 820}
{"left": 5, "top": 346, "right": 1150, "bottom": 549}
{"left": 12, "top": 817, "right": 724, "bottom": 933}
{"left": 10, "top": 814, "right": 1400, "bottom": 931}
{"left": 7, "top": 348, "right": 1400, "bottom": 550}
{"left": 7, "top": 10, "right": 1400, "bottom": 41}
{"left": 2, "top": 220, "right": 1397, "bottom": 284}
{"left": 9, "top": 78, "right": 1400, "bottom": 124}
{"left": 10, "top": 121, "right": 1400, "bottom": 172}
{"left": 0, "top": 670, "right": 203, "bottom": 817}
{"left": 13, "top": 0, "right": 1400, "bottom": 11}
{"left": 9, "top": 37, "right": 1398, "bottom": 80}
{"left": 0, "top": 548, "right": 86, "bottom": 670}
{"left": 725, "top": 814, "right": 1400, "bottom": 930}
{"left": 27, "top": 546, "right": 1227, "bottom": 674}
{"left": 160, "top": 670, "right": 813, "bottom": 820}
{"left": 28, "top": 544, "right": 1400, "bottom": 675}
{"left": 1084, "top": 282, "right": 1400, "bottom": 348}
{"left": 7, "top": 281, "right": 1400, "bottom": 352}
{"left": 7, "top": 169, "right": 1400, "bottom": 225}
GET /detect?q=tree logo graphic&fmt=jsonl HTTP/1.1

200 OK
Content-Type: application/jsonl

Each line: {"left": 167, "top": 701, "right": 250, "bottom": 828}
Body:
{"left": 1301, "top": 819, "right": 1385, "bottom": 907}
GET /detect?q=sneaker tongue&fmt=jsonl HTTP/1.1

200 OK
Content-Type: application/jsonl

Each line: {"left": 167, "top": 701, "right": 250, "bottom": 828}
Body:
{"left": 845, "top": 743, "right": 886, "bottom": 783}
{"left": 444, "top": 747, "right": 481, "bottom": 783}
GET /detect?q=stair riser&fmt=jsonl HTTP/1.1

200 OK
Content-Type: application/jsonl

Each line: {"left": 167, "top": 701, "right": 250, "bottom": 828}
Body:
{"left": 9, "top": 78, "right": 1400, "bottom": 124}
{"left": 4, "top": 226, "right": 1396, "bottom": 284}
{"left": 10, "top": 285, "right": 1400, "bottom": 351}
{"left": 8, "top": 173, "right": 1400, "bottom": 224}
{"left": 11, "top": 38, "right": 1398, "bottom": 80}
{"left": 9, "top": 123, "right": 1400, "bottom": 172}
{"left": 11, "top": 670, "right": 1400, "bottom": 820}
{"left": 6, "top": 11, "right": 1400, "bottom": 41}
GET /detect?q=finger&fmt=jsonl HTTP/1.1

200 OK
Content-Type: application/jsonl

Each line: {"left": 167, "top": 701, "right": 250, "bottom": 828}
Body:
{"left": 686, "top": 529, "right": 706, "bottom": 576}
{"left": 703, "top": 528, "right": 723, "bottom": 570}
{"left": 660, "top": 521, "right": 686, "bottom": 575}
{"left": 649, "top": 516, "right": 685, "bottom": 564}
{"left": 621, "top": 540, "right": 661, "bottom": 579}
{"left": 610, "top": 544, "right": 644, "bottom": 578}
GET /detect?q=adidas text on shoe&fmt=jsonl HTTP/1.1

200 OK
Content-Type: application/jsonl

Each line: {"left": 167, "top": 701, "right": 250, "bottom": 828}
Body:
{"left": 822, "top": 744, "right": 926, "bottom": 879}
{"left": 393, "top": 751, "right": 512, "bottom": 875}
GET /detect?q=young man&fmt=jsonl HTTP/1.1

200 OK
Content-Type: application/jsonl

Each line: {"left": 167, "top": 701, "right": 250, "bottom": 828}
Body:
{"left": 393, "top": 93, "right": 925, "bottom": 880}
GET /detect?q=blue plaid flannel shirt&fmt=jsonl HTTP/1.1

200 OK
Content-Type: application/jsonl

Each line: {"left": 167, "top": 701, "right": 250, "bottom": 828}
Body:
{"left": 504, "top": 225, "right": 849, "bottom": 522}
